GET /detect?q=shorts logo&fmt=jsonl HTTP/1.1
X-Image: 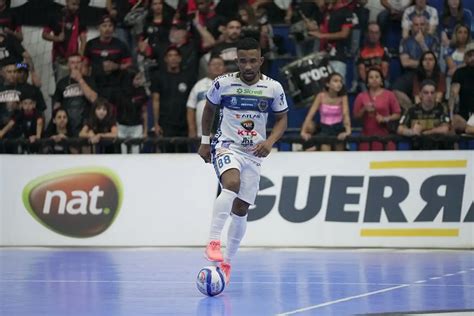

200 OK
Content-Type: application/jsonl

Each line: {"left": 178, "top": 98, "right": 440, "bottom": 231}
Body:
{"left": 241, "top": 119, "right": 254, "bottom": 131}
{"left": 22, "top": 167, "right": 123, "bottom": 238}
{"left": 257, "top": 100, "right": 268, "bottom": 112}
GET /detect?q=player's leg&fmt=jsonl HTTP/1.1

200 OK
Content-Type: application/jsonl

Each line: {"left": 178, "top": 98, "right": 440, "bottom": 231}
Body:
{"left": 221, "top": 157, "right": 260, "bottom": 283}
{"left": 205, "top": 152, "right": 242, "bottom": 262}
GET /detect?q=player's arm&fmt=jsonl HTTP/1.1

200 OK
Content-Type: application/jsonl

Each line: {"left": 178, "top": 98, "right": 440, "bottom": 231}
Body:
{"left": 198, "top": 100, "right": 217, "bottom": 163}
{"left": 254, "top": 111, "right": 288, "bottom": 158}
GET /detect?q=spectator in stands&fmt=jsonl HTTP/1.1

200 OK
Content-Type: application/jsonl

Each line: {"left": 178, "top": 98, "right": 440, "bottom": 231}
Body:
{"left": 356, "top": 22, "right": 390, "bottom": 91}
{"left": 43, "top": 107, "right": 75, "bottom": 154}
{"left": 300, "top": 72, "right": 351, "bottom": 151}
{"left": 79, "top": 97, "right": 118, "bottom": 153}
{"left": 150, "top": 46, "right": 196, "bottom": 152}
{"left": 445, "top": 24, "right": 470, "bottom": 78}
{"left": 53, "top": 54, "right": 98, "bottom": 137}
{"left": 449, "top": 41, "right": 474, "bottom": 133}
{"left": 0, "top": 31, "right": 32, "bottom": 69}
{"left": 0, "top": 0, "right": 22, "bottom": 42}
{"left": 15, "top": 63, "right": 46, "bottom": 114}
{"left": 42, "top": 0, "right": 87, "bottom": 83}
{"left": 307, "top": 0, "right": 353, "bottom": 79}
{"left": 353, "top": 68, "right": 401, "bottom": 150}
{"left": 191, "top": 0, "right": 226, "bottom": 41}
{"left": 398, "top": 80, "right": 450, "bottom": 149}
{"left": 399, "top": 15, "right": 439, "bottom": 72}
{"left": 0, "top": 63, "right": 21, "bottom": 144}
{"left": 238, "top": 3, "right": 270, "bottom": 54}
{"left": 440, "top": 0, "right": 472, "bottom": 46}
{"left": 14, "top": 89, "right": 44, "bottom": 147}
{"left": 116, "top": 67, "right": 148, "bottom": 154}
{"left": 210, "top": 18, "right": 243, "bottom": 74}
{"left": 84, "top": 15, "right": 132, "bottom": 106}
{"left": 186, "top": 55, "right": 225, "bottom": 138}
{"left": 401, "top": 0, "right": 439, "bottom": 39}
{"left": 251, "top": 0, "right": 287, "bottom": 24}
{"left": 412, "top": 51, "right": 446, "bottom": 103}
{"left": 285, "top": 0, "right": 324, "bottom": 58}
{"left": 378, "top": 0, "right": 413, "bottom": 46}
{"left": 168, "top": 21, "right": 201, "bottom": 73}
{"left": 137, "top": 0, "right": 174, "bottom": 68}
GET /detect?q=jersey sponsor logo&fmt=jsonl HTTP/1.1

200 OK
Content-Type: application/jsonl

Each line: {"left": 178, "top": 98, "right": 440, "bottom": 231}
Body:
{"left": 237, "top": 129, "right": 257, "bottom": 136}
{"left": 257, "top": 99, "right": 269, "bottom": 112}
{"left": 236, "top": 88, "right": 263, "bottom": 96}
{"left": 230, "top": 97, "right": 237, "bottom": 106}
{"left": 240, "top": 119, "right": 254, "bottom": 131}
{"left": 235, "top": 113, "right": 261, "bottom": 119}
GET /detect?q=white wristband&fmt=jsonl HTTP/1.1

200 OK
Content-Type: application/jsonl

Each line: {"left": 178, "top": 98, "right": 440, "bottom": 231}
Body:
{"left": 201, "top": 135, "right": 210, "bottom": 144}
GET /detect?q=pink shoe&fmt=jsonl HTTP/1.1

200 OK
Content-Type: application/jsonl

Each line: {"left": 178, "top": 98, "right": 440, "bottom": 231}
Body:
{"left": 220, "top": 262, "right": 231, "bottom": 284}
{"left": 205, "top": 240, "right": 223, "bottom": 262}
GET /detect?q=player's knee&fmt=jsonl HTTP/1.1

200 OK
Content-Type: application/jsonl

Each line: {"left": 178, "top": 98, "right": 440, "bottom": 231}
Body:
{"left": 222, "top": 178, "right": 240, "bottom": 193}
{"left": 232, "top": 198, "right": 249, "bottom": 216}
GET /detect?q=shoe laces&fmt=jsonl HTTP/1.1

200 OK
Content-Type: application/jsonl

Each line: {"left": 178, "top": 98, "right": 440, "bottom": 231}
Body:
{"left": 209, "top": 240, "right": 220, "bottom": 249}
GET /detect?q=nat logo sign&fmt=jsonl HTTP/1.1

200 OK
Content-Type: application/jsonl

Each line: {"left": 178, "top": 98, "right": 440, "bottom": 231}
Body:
{"left": 22, "top": 168, "right": 123, "bottom": 238}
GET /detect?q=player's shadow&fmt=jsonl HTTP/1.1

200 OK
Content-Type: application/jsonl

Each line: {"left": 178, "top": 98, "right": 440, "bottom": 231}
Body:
{"left": 196, "top": 294, "right": 232, "bottom": 316}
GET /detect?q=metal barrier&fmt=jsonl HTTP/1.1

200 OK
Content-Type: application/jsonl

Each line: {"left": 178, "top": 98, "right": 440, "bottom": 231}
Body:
{"left": 0, "top": 135, "right": 473, "bottom": 154}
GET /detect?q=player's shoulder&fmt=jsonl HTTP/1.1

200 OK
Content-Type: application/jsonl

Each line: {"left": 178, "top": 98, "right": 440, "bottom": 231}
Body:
{"left": 260, "top": 74, "right": 284, "bottom": 90}
{"left": 213, "top": 72, "right": 239, "bottom": 84}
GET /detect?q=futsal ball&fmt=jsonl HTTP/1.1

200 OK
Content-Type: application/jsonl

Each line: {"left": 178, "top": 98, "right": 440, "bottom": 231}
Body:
{"left": 196, "top": 266, "right": 226, "bottom": 296}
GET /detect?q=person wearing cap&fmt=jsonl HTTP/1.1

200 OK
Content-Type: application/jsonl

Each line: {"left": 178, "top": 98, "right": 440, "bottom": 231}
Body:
{"left": 398, "top": 79, "right": 451, "bottom": 149}
{"left": 42, "top": 0, "right": 87, "bottom": 83}
{"left": 150, "top": 45, "right": 197, "bottom": 152}
{"left": 83, "top": 14, "right": 132, "bottom": 106}
{"left": 449, "top": 41, "right": 474, "bottom": 132}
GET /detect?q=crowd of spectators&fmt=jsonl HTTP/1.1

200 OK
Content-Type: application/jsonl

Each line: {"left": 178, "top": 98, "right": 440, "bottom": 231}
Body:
{"left": 0, "top": 0, "right": 473, "bottom": 154}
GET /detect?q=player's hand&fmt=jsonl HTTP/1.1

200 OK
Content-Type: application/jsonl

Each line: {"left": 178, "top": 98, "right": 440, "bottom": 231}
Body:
{"left": 253, "top": 140, "right": 273, "bottom": 158}
{"left": 198, "top": 144, "right": 211, "bottom": 163}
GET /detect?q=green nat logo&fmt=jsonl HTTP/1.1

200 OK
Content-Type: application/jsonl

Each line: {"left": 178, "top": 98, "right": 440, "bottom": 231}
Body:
{"left": 22, "top": 168, "right": 123, "bottom": 238}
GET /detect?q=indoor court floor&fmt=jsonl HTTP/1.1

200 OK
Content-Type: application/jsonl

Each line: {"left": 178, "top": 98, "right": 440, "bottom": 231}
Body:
{"left": 1, "top": 248, "right": 473, "bottom": 316}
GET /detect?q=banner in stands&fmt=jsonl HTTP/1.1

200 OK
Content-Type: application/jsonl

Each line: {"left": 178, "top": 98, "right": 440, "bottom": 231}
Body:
{"left": 0, "top": 152, "right": 472, "bottom": 248}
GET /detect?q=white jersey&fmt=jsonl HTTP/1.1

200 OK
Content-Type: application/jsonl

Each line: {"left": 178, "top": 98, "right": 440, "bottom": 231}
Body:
{"left": 187, "top": 77, "right": 213, "bottom": 136}
{"left": 206, "top": 72, "right": 288, "bottom": 159}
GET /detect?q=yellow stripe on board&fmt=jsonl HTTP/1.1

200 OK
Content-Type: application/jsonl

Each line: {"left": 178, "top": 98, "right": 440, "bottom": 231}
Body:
{"left": 360, "top": 228, "right": 459, "bottom": 237}
{"left": 370, "top": 160, "right": 467, "bottom": 169}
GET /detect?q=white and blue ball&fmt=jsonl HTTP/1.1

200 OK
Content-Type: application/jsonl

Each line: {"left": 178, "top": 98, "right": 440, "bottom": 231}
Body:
{"left": 196, "top": 266, "right": 226, "bottom": 296}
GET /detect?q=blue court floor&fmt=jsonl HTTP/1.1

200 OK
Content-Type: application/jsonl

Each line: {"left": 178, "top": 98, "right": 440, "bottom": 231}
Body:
{"left": 0, "top": 248, "right": 473, "bottom": 316}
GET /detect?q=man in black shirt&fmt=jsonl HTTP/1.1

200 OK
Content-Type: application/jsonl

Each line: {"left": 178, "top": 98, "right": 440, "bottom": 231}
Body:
{"left": 0, "top": 62, "right": 21, "bottom": 151}
{"left": 53, "top": 54, "right": 98, "bottom": 136}
{"left": 150, "top": 46, "right": 196, "bottom": 152}
{"left": 210, "top": 18, "right": 242, "bottom": 74}
{"left": 449, "top": 42, "right": 474, "bottom": 133}
{"left": 83, "top": 15, "right": 131, "bottom": 106}
{"left": 398, "top": 80, "right": 450, "bottom": 149}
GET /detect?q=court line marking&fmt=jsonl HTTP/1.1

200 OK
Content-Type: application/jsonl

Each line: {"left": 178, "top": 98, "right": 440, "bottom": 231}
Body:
{"left": 276, "top": 268, "right": 474, "bottom": 315}
{"left": 360, "top": 228, "right": 459, "bottom": 237}
{"left": 276, "top": 284, "right": 410, "bottom": 315}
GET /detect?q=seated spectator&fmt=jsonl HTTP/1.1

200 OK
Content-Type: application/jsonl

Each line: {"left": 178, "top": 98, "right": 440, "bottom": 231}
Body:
{"left": 307, "top": 0, "right": 353, "bottom": 79}
{"left": 79, "top": 97, "right": 118, "bottom": 153}
{"left": 15, "top": 63, "right": 46, "bottom": 114}
{"left": 398, "top": 79, "right": 451, "bottom": 149}
{"left": 300, "top": 72, "right": 351, "bottom": 151}
{"left": 412, "top": 51, "right": 446, "bottom": 103}
{"left": 353, "top": 68, "right": 401, "bottom": 150}
{"left": 445, "top": 23, "right": 470, "bottom": 89}
{"left": 53, "top": 54, "right": 98, "bottom": 137}
{"left": 449, "top": 41, "right": 474, "bottom": 132}
{"left": 378, "top": 0, "right": 412, "bottom": 46}
{"left": 83, "top": 15, "right": 132, "bottom": 106}
{"left": 116, "top": 68, "right": 148, "bottom": 154}
{"left": 356, "top": 22, "right": 390, "bottom": 91}
{"left": 439, "top": 0, "right": 472, "bottom": 47}
{"left": 0, "top": 31, "right": 32, "bottom": 69}
{"left": 42, "top": 0, "right": 87, "bottom": 83}
{"left": 0, "top": 0, "right": 22, "bottom": 42}
{"left": 43, "top": 107, "right": 75, "bottom": 154}
{"left": 186, "top": 55, "right": 225, "bottom": 138}
{"left": 0, "top": 63, "right": 21, "bottom": 145}
{"left": 14, "top": 90, "right": 44, "bottom": 149}
{"left": 399, "top": 14, "right": 439, "bottom": 72}
{"left": 401, "top": 0, "right": 439, "bottom": 39}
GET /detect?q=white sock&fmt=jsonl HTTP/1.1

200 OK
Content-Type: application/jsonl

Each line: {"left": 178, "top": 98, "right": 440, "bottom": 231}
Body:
{"left": 208, "top": 189, "right": 237, "bottom": 241}
{"left": 224, "top": 212, "right": 247, "bottom": 263}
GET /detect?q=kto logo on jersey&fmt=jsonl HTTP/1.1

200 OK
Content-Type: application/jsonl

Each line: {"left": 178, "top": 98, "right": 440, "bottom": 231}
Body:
{"left": 236, "top": 88, "right": 263, "bottom": 96}
{"left": 237, "top": 129, "right": 257, "bottom": 136}
{"left": 240, "top": 119, "right": 255, "bottom": 131}
{"left": 22, "top": 167, "right": 123, "bottom": 238}
{"left": 235, "top": 113, "right": 261, "bottom": 119}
